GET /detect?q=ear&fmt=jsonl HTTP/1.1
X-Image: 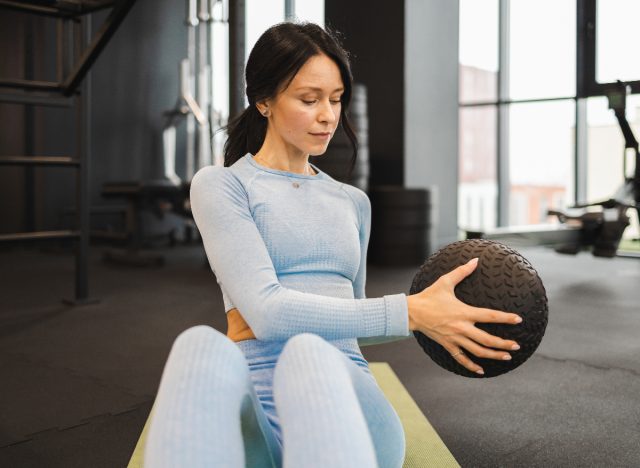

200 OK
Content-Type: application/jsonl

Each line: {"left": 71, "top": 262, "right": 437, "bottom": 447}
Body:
{"left": 255, "top": 99, "right": 271, "bottom": 117}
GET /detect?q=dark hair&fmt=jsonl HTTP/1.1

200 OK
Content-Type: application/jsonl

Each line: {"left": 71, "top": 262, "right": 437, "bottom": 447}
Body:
{"left": 223, "top": 22, "right": 358, "bottom": 177}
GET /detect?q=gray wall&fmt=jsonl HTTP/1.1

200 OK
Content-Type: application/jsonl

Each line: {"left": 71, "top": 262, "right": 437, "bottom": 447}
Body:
{"left": 404, "top": 0, "right": 459, "bottom": 248}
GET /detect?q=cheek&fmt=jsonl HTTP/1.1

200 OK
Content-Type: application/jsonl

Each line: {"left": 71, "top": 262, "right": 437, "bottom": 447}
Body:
{"left": 282, "top": 108, "right": 315, "bottom": 137}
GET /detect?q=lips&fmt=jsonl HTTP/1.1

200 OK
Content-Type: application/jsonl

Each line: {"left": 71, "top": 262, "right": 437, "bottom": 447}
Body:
{"left": 310, "top": 132, "right": 331, "bottom": 140}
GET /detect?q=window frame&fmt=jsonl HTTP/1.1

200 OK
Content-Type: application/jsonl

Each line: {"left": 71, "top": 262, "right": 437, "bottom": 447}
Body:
{"left": 459, "top": 0, "right": 639, "bottom": 228}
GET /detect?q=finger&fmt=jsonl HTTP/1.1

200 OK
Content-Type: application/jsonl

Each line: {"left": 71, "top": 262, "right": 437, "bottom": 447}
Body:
{"left": 457, "top": 336, "right": 513, "bottom": 361}
{"left": 470, "top": 307, "right": 523, "bottom": 325}
{"left": 465, "top": 326, "right": 520, "bottom": 351}
{"left": 442, "top": 257, "right": 479, "bottom": 287}
{"left": 443, "top": 342, "right": 484, "bottom": 375}
{"left": 452, "top": 348, "right": 485, "bottom": 375}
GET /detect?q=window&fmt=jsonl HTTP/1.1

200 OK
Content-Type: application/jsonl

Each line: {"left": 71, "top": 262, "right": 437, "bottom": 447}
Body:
{"left": 458, "top": 106, "right": 498, "bottom": 230}
{"left": 459, "top": 0, "right": 576, "bottom": 230}
{"left": 458, "top": 0, "right": 498, "bottom": 231}
{"left": 459, "top": 0, "right": 498, "bottom": 104}
{"left": 245, "top": 0, "right": 324, "bottom": 64}
{"left": 596, "top": 0, "right": 640, "bottom": 83}
{"left": 245, "top": 0, "right": 285, "bottom": 64}
{"left": 509, "top": 100, "right": 574, "bottom": 225}
{"left": 508, "top": 0, "right": 575, "bottom": 100}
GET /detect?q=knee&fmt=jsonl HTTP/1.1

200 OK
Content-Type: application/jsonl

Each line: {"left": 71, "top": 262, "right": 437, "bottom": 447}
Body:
{"left": 278, "top": 333, "right": 344, "bottom": 375}
{"left": 282, "top": 333, "right": 333, "bottom": 355}
{"left": 285, "top": 333, "right": 331, "bottom": 348}
{"left": 169, "top": 325, "right": 245, "bottom": 369}
{"left": 173, "top": 324, "right": 223, "bottom": 349}
{"left": 156, "top": 325, "right": 252, "bottom": 398}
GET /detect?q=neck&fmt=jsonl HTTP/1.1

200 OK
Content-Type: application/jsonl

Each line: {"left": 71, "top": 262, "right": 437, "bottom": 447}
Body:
{"left": 254, "top": 129, "right": 314, "bottom": 175}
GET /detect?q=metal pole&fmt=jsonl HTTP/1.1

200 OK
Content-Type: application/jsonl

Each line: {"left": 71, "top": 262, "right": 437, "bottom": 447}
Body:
{"left": 285, "top": 0, "right": 295, "bottom": 21}
{"left": 228, "top": 0, "right": 245, "bottom": 119}
{"left": 70, "top": 14, "right": 93, "bottom": 304}
{"left": 24, "top": 18, "right": 36, "bottom": 233}
{"left": 186, "top": 0, "right": 198, "bottom": 179}
{"left": 497, "top": 0, "right": 510, "bottom": 227}
{"left": 197, "top": 0, "right": 212, "bottom": 170}
{"left": 575, "top": 98, "right": 587, "bottom": 205}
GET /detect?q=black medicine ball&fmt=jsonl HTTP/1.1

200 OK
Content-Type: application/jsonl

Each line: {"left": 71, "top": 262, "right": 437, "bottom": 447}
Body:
{"left": 410, "top": 239, "right": 548, "bottom": 378}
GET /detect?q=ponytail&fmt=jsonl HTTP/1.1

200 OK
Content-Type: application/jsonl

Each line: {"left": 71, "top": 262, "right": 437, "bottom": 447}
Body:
{"left": 223, "top": 106, "right": 267, "bottom": 167}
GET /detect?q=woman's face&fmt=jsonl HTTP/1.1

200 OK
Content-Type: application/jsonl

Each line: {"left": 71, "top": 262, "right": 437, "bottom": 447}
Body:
{"left": 260, "top": 53, "right": 344, "bottom": 157}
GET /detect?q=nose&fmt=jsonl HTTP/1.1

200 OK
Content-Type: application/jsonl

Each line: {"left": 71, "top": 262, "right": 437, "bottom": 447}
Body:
{"left": 317, "top": 98, "right": 338, "bottom": 125}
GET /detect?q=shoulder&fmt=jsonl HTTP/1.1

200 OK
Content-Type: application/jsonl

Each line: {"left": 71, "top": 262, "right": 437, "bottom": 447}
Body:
{"left": 339, "top": 183, "right": 371, "bottom": 222}
{"left": 190, "top": 164, "right": 251, "bottom": 207}
{"left": 191, "top": 163, "right": 249, "bottom": 193}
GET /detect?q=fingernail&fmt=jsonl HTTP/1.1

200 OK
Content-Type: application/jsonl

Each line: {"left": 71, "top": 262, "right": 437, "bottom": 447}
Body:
{"left": 514, "top": 316, "right": 523, "bottom": 324}
{"left": 502, "top": 354, "right": 512, "bottom": 360}
{"left": 468, "top": 257, "right": 479, "bottom": 266}
{"left": 476, "top": 368, "right": 484, "bottom": 375}
{"left": 511, "top": 344, "right": 520, "bottom": 350}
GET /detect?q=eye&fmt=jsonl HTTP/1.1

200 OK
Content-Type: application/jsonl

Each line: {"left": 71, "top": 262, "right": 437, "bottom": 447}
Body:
{"left": 330, "top": 99, "right": 341, "bottom": 105}
{"left": 302, "top": 99, "right": 317, "bottom": 105}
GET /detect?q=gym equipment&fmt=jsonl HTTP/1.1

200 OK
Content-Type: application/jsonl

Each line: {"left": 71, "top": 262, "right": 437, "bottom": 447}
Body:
{"left": 468, "top": 81, "right": 640, "bottom": 259}
{"left": 369, "top": 186, "right": 433, "bottom": 266}
{"left": 410, "top": 239, "right": 548, "bottom": 378}
{"left": 100, "top": 181, "right": 187, "bottom": 267}
{"left": 101, "top": 0, "right": 228, "bottom": 266}
{"left": 127, "top": 362, "right": 459, "bottom": 468}
{"left": 548, "top": 81, "right": 640, "bottom": 258}
{"left": 162, "top": 0, "right": 228, "bottom": 183}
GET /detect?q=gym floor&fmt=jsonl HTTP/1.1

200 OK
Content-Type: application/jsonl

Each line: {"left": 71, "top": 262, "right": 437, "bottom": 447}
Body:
{"left": 1, "top": 244, "right": 639, "bottom": 467}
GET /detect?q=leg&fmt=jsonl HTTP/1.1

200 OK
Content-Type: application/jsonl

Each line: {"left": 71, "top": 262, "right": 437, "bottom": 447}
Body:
{"left": 144, "top": 325, "right": 281, "bottom": 468}
{"left": 274, "top": 333, "right": 405, "bottom": 468}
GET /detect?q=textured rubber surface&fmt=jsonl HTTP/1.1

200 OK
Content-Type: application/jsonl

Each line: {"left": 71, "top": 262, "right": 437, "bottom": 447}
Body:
{"left": 410, "top": 239, "right": 548, "bottom": 378}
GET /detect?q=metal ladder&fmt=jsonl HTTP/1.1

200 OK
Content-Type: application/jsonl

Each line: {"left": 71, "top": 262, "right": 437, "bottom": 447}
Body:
{"left": 0, "top": 0, "right": 136, "bottom": 304}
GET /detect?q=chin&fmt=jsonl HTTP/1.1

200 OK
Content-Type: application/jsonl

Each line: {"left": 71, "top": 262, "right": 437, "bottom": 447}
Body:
{"left": 308, "top": 145, "right": 330, "bottom": 157}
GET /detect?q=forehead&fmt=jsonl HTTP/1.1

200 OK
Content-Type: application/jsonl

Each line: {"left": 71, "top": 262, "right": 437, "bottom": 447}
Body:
{"left": 287, "top": 54, "right": 344, "bottom": 93}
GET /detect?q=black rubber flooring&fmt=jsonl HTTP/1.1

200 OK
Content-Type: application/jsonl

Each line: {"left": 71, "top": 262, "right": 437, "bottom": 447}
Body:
{"left": 1, "top": 244, "right": 639, "bottom": 467}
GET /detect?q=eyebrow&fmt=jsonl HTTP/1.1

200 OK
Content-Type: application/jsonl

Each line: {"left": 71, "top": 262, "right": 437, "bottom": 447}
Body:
{"left": 295, "top": 86, "right": 344, "bottom": 92}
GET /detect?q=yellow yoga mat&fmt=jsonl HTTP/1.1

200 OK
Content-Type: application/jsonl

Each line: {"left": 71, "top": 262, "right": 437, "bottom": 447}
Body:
{"left": 128, "top": 362, "right": 459, "bottom": 468}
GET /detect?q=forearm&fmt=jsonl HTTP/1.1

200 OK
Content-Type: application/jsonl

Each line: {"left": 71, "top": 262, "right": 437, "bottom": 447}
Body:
{"left": 242, "top": 286, "right": 409, "bottom": 341}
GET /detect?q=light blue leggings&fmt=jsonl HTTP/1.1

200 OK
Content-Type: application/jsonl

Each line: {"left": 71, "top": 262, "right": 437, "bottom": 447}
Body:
{"left": 144, "top": 326, "right": 405, "bottom": 467}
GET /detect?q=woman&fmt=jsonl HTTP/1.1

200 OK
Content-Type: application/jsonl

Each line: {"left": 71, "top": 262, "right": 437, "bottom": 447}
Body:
{"left": 145, "top": 22, "right": 522, "bottom": 468}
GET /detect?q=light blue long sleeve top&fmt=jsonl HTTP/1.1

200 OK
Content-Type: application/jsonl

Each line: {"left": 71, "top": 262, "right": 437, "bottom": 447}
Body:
{"left": 189, "top": 153, "right": 410, "bottom": 345}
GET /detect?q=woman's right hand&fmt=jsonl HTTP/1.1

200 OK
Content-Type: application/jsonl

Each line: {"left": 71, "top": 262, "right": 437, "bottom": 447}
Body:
{"left": 406, "top": 258, "right": 523, "bottom": 375}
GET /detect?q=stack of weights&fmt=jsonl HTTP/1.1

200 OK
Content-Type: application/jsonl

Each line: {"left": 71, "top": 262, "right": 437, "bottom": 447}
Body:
{"left": 311, "top": 83, "right": 369, "bottom": 192}
{"left": 368, "top": 186, "right": 432, "bottom": 266}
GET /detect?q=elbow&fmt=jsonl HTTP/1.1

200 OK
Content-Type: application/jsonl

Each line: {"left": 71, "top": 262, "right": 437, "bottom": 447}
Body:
{"left": 244, "top": 296, "right": 285, "bottom": 341}
{"left": 248, "top": 312, "right": 271, "bottom": 341}
{"left": 249, "top": 317, "right": 282, "bottom": 341}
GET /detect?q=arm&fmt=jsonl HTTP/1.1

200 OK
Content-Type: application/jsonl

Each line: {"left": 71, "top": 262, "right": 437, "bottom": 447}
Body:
{"left": 190, "top": 166, "right": 410, "bottom": 342}
{"left": 349, "top": 189, "right": 411, "bottom": 347}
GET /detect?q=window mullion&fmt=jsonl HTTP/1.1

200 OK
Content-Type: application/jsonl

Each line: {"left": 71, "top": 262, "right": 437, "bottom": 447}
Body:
{"left": 497, "top": 0, "right": 510, "bottom": 226}
{"left": 575, "top": 98, "right": 587, "bottom": 205}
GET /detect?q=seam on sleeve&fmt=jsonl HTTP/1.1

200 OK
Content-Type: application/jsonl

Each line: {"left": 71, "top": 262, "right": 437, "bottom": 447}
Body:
{"left": 383, "top": 295, "right": 392, "bottom": 335}
{"left": 339, "top": 184, "right": 364, "bottom": 232}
